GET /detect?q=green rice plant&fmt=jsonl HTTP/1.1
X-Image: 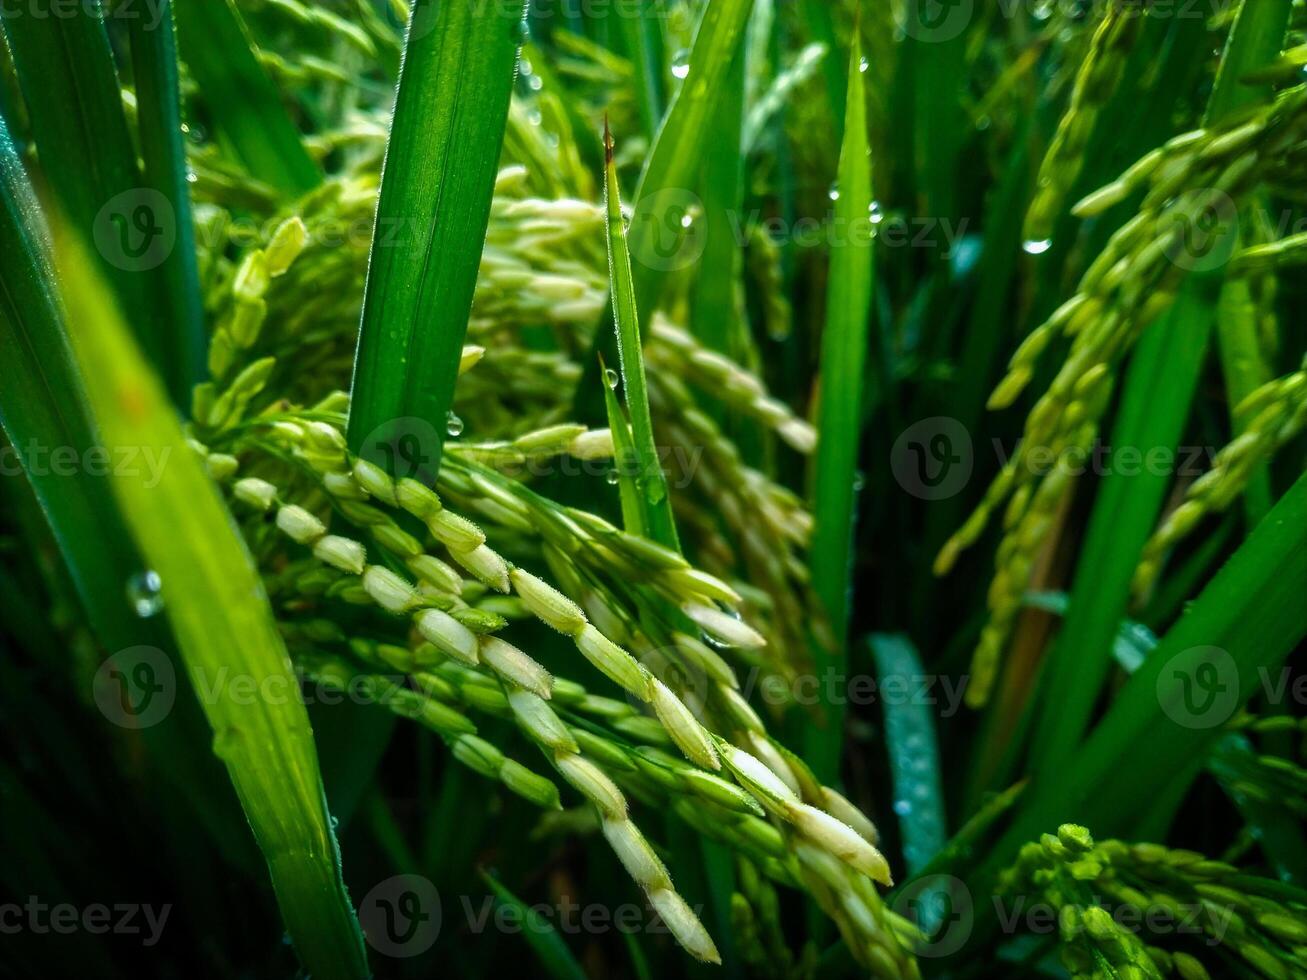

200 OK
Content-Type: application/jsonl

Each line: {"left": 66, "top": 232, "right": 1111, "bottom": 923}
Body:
{"left": 2, "top": 1, "right": 1306, "bottom": 977}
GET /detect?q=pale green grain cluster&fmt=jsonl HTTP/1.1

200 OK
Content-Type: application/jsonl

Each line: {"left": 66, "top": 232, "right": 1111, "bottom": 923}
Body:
{"left": 1025, "top": 1, "right": 1146, "bottom": 245}
{"left": 649, "top": 316, "right": 817, "bottom": 453}
{"left": 1001, "top": 825, "right": 1307, "bottom": 980}
{"left": 189, "top": 118, "right": 825, "bottom": 698}
{"left": 1134, "top": 359, "right": 1307, "bottom": 596}
{"left": 189, "top": 391, "right": 913, "bottom": 973}
{"left": 939, "top": 83, "right": 1307, "bottom": 705}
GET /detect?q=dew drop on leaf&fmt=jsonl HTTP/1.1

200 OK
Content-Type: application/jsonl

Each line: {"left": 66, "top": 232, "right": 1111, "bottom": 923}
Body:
{"left": 671, "top": 50, "right": 691, "bottom": 80}
{"left": 445, "top": 411, "right": 464, "bottom": 437}
{"left": 604, "top": 367, "right": 620, "bottom": 390}
{"left": 126, "top": 570, "right": 164, "bottom": 618}
{"left": 1022, "top": 238, "right": 1053, "bottom": 255}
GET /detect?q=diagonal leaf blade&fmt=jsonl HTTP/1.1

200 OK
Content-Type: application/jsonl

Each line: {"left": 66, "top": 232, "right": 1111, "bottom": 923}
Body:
{"left": 53, "top": 228, "right": 370, "bottom": 980}
{"left": 174, "top": 0, "right": 322, "bottom": 196}
{"left": 347, "top": 0, "right": 528, "bottom": 478}
{"left": 806, "top": 35, "right": 874, "bottom": 782}
{"left": 1, "top": 0, "right": 172, "bottom": 386}
{"left": 128, "top": 0, "right": 207, "bottom": 406}
{"left": 603, "top": 122, "right": 679, "bottom": 549}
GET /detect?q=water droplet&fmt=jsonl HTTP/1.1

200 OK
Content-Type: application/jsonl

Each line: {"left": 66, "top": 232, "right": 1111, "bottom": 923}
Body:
{"left": 604, "top": 367, "right": 620, "bottom": 389}
{"left": 671, "top": 50, "right": 691, "bottom": 80}
{"left": 894, "top": 799, "right": 913, "bottom": 817}
{"left": 701, "top": 630, "right": 728, "bottom": 650}
{"left": 858, "top": 56, "right": 870, "bottom": 74}
{"left": 852, "top": 471, "right": 866, "bottom": 492}
{"left": 185, "top": 171, "right": 198, "bottom": 184}
{"left": 868, "top": 200, "right": 884, "bottom": 225}
{"left": 514, "top": 17, "right": 531, "bottom": 44}
{"left": 127, "top": 570, "right": 164, "bottom": 618}
{"left": 527, "top": 108, "right": 543, "bottom": 127}
{"left": 528, "top": 74, "right": 543, "bottom": 92}
{"left": 1023, "top": 238, "right": 1053, "bottom": 255}
{"left": 606, "top": 470, "right": 620, "bottom": 485}
{"left": 679, "top": 212, "right": 694, "bottom": 230}
{"left": 828, "top": 183, "right": 841, "bottom": 202}
{"left": 445, "top": 412, "right": 464, "bottom": 437}
{"left": 1033, "top": 0, "right": 1054, "bottom": 21}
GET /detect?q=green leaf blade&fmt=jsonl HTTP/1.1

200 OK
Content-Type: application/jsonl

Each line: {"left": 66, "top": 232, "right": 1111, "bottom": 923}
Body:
{"left": 54, "top": 230, "right": 370, "bottom": 980}
{"left": 347, "top": 0, "right": 529, "bottom": 477}
{"left": 603, "top": 122, "right": 679, "bottom": 550}
{"left": 128, "top": 0, "right": 207, "bottom": 406}
{"left": 174, "top": 0, "right": 321, "bottom": 196}
{"left": 806, "top": 37, "right": 874, "bottom": 781}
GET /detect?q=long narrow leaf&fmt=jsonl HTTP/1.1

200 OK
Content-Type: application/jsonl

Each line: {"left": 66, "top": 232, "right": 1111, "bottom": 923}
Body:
{"left": 960, "top": 472, "right": 1307, "bottom": 931}
{"left": 1210, "top": 1, "right": 1293, "bottom": 526}
{"left": 128, "top": 0, "right": 207, "bottom": 406}
{"left": 691, "top": 46, "right": 747, "bottom": 362}
{"left": 601, "top": 356, "right": 648, "bottom": 538}
{"left": 1026, "top": 0, "right": 1289, "bottom": 776}
{"left": 573, "top": 0, "right": 754, "bottom": 420}
{"left": 1027, "top": 286, "right": 1212, "bottom": 775}
{"left": 347, "top": 0, "right": 528, "bottom": 476}
{"left": 870, "top": 634, "right": 946, "bottom": 874}
{"left": 0, "top": 116, "right": 151, "bottom": 655}
{"left": 603, "top": 122, "right": 678, "bottom": 549}
{"left": 53, "top": 232, "right": 369, "bottom": 980}
{"left": 173, "top": 0, "right": 321, "bottom": 196}
{"left": 1, "top": 0, "right": 165, "bottom": 376}
{"left": 806, "top": 38, "right": 873, "bottom": 781}
{"left": 627, "top": 0, "right": 754, "bottom": 315}
{"left": 0, "top": 115, "right": 261, "bottom": 867}
{"left": 481, "top": 872, "right": 589, "bottom": 980}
